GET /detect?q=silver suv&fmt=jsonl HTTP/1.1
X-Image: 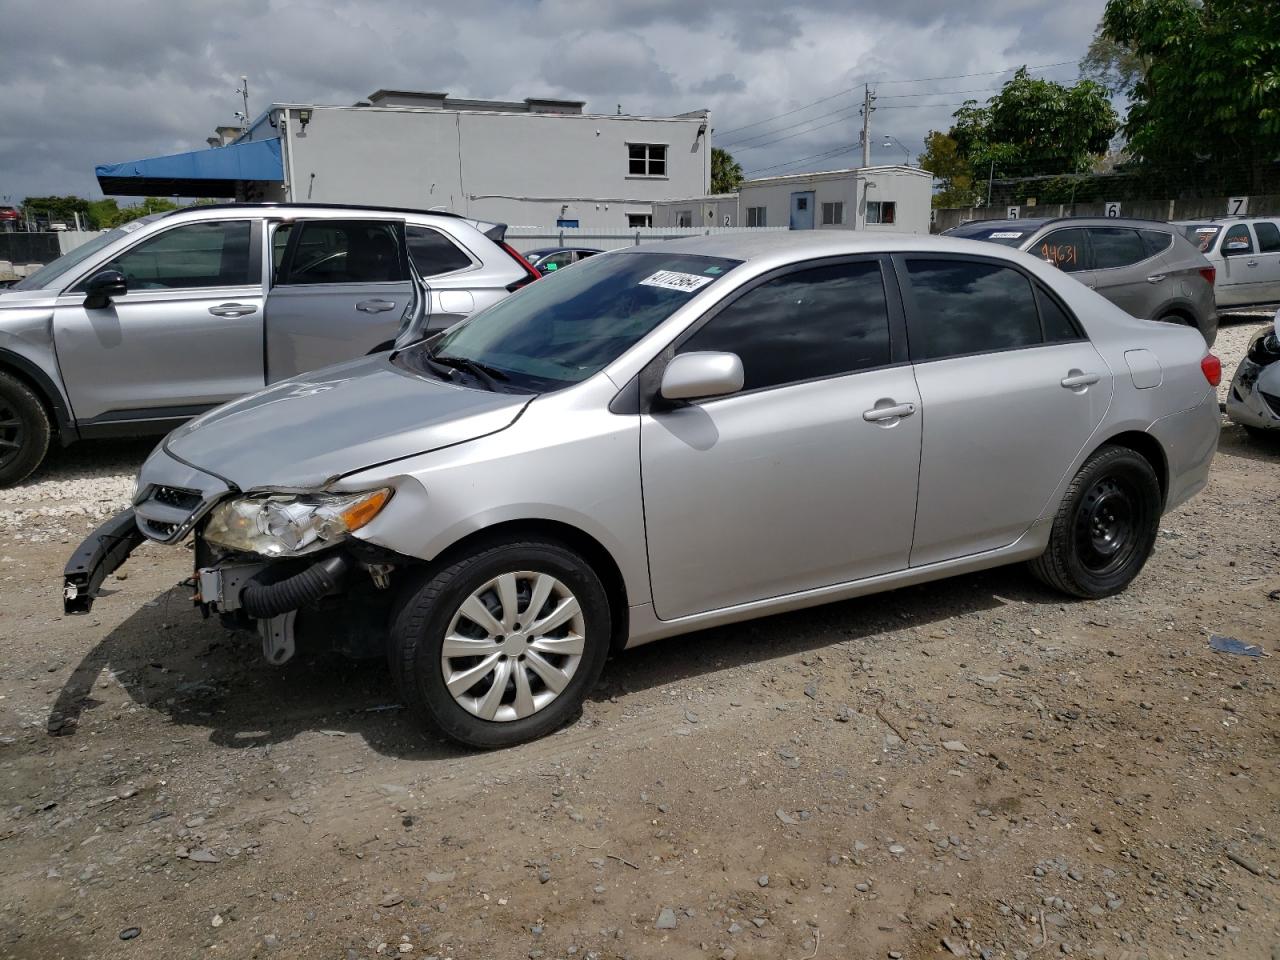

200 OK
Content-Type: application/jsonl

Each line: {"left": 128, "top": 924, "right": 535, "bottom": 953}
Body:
{"left": 66, "top": 232, "right": 1220, "bottom": 748}
{"left": 0, "top": 203, "right": 539, "bottom": 484}
{"left": 945, "top": 217, "right": 1218, "bottom": 345}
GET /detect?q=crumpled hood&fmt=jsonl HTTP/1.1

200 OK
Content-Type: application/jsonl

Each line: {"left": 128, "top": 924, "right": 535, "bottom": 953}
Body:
{"left": 164, "top": 354, "right": 531, "bottom": 490}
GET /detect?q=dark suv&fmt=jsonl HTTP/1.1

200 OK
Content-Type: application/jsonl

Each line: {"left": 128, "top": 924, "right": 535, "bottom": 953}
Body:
{"left": 945, "top": 217, "right": 1218, "bottom": 345}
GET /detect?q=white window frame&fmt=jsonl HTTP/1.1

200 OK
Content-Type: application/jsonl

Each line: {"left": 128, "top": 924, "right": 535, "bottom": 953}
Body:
{"left": 627, "top": 142, "right": 668, "bottom": 178}
{"left": 746, "top": 206, "right": 767, "bottom": 227}
{"left": 821, "top": 202, "right": 844, "bottom": 226}
{"left": 865, "top": 201, "right": 896, "bottom": 225}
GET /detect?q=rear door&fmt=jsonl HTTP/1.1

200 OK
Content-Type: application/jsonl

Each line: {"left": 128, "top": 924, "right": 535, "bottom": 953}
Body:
{"left": 1085, "top": 226, "right": 1162, "bottom": 319}
{"left": 1216, "top": 222, "right": 1259, "bottom": 306}
{"left": 898, "top": 255, "right": 1112, "bottom": 566}
{"left": 1251, "top": 220, "right": 1280, "bottom": 303}
{"left": 53, "top": 217, "right": 265, "bottom": 423}
{"left": 263, "top": 218, "right": 412, "bottom": 382}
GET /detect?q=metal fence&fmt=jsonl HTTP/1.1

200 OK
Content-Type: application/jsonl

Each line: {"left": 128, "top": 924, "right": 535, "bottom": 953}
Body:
{"left": 504, "top": 225, "right": 786, "bottom": 254}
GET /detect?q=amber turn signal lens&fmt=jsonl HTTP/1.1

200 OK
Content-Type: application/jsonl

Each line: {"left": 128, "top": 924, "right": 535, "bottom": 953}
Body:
{"left": 338, "top": 488, "right": 392, "bottom": 531}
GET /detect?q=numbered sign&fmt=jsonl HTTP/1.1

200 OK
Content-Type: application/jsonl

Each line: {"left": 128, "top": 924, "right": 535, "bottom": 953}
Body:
{"left": 1104, "top": 201, "right": 1122, "bottom": 218}
{"left": 1006, "top": 205, "right": 1020, "bottom": 220}
{"left": 1227, "top": 196, "right": 1249, "bottom": 216}
{"left": 930, "top": 208, "right": 937, "bottom": 225}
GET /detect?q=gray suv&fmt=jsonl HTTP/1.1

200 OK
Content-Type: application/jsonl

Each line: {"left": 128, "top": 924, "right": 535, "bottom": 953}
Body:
{"left": 945, "top": 217, "right": 1218, "bottom": 345}
{"left": 0, "top": 203, "right": 539, "bottom": 484}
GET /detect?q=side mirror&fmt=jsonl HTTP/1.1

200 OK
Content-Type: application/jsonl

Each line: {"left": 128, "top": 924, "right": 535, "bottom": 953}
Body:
{"left": 660, "top": 351, "right": 745, "bottom": 402}
{"left": 83, "top": 269, "right": 127, "bottom": 309}
{"left": 1223, "top": 238, "right": 1251, "bottom": 255}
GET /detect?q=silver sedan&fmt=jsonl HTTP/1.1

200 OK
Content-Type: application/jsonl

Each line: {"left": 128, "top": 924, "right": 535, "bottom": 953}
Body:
{"left": 68, "top": 232, "right": 1222, "bottom": 748}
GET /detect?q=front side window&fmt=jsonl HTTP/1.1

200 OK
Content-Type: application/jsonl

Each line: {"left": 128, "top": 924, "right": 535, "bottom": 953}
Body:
{"left": 746, "top": 206, "right": 767, "bottom": 227}
{"left": 417, "top": 252, "right": 739, "bottom": 391}
{"left": 1253, "top": 221, "right": 1280, "bottom": 253}
{"left": 18, "top": 215, "right": 167, "bottom": 291}
{"left": 1222, "top": 224, "right": 1253, "bottom": 254}
{"left": 821, "top": 202, "right": 845, "bottom": 226}
{"left": 628, "top": 143, "right": 667, "bottom": 177}
{"left": 680, "top": 261, "right": 891, "bottom": 392}
{"left": 405, "top": 225, "right": 472, "bottom": 277}
{"left": 1089, "top": 227, "right": 1147, "bottom": 270}
{"left": 279, "top": 220, "right": 405, "bottom": 285}
{"left": 83, "top": 220, "right": 255, "bottom": 291}
{"left": 1035, "top": 228, "right": 1088, "bottom": 273}
{"left": 866, "top": 201, "right": 896, "bottom": 225}
{"left": 905, "top": 259, "right": 1041, "bottom": 361}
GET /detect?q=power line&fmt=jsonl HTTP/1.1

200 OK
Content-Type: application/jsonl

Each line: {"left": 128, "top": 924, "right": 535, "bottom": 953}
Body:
{"left": 870, "top": 59, "right": 1077, "bottom": 85}
{"left": 723, "top": 103, "right": 861, "bottom": 149}
{"left": 745, "top": 145, "right": 859, "bottom": 177}
{"left": 731, "top": 110, "right": 866, "bottom": 151}
{"left": 878, "top": 86, "right": 1003, "bottom": 100}
{"left": 715, "top": 89, "right": 859, "bottom": 138}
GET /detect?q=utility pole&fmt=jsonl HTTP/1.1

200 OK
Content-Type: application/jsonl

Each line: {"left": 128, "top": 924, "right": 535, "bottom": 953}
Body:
{"left": 859, "top": 84, "right": 876, "bottom": 168}
{"left": 236, "top": 76, "right": 250, "bottom": 131}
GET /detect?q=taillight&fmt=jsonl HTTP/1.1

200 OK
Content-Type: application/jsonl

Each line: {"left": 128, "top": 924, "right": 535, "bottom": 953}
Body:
{"left": 1198, "top": 266, "right": 1216, "bottom": 286}
{"left": 1201, "top": 354, "right": 1222, "bottom": 386}
{"left": 500, "top": 242, "right": 541, "bottom": 291}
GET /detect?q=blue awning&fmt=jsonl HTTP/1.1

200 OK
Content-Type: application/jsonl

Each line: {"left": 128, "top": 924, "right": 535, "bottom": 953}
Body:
{"left": 96, "top": 138, "right": 283, "bottom": 198}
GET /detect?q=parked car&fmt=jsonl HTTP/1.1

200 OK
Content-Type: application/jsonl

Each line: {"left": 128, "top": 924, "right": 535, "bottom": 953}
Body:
{"left": 523, "top": 246, "right": 603, "bottom": 272}
{"left": 944, "top": 217, "right": 1218, "bottom": 345}
{"left": 1225, "top": 307, "right": 1280, "bottom": 438}
{"left": 0, "top": 202, "right": 541, "bottom": 485}
{"left": 1173, "top": 218, "right": 1280, "bottom": 309}
{"left": 65, "top": 232, "right": 1220, "bottom": 748}
{"left": 0, "top": 206, "right": 19, "bottom": 232}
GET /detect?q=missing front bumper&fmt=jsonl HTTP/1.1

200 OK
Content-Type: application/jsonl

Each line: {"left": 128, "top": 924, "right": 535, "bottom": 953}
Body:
{"left": 63, "top": 509, "right": 145, "bottom": 614}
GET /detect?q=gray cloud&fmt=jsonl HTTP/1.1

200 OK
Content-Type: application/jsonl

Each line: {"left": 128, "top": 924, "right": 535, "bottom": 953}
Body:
{"left": 0, "top": 0, "right": 1106, "bottom": 203}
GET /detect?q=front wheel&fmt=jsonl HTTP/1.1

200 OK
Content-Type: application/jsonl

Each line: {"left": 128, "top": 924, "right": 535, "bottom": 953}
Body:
{"left": 390, "top": 539, "right": 611, "bottom": 748}
{"left": 0, "top": 370, "right": 51, "bottom": 487}
{"left": 1028, "top": 445, "right": 1162, "bottom": 599}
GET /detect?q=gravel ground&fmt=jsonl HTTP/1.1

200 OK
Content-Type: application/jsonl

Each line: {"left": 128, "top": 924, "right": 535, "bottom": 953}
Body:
{"left": 0, "top": 312, "right": 1277, "bottom": 960}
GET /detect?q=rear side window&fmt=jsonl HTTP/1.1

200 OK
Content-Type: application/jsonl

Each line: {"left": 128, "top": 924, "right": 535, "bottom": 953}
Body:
{"left": 1035, "top": 228, "right": 1088, "bottom": 273}
{"left": 1139, "top": 229, "right": 1173, "bottom": 258}
{"left": 405, "top": 225, "right": 472, "bottom": 277}
{"left": 680, "top": 260, "right": 891, "bottom": 391}
{"left": 280, "top": 220, "right": 406, "bottom": 285}
{"left": 904, "top": 259, "right": 1042, "bottom": 361}
{"left": 1254, "top": 221, "right": 1280, "bottom": 253}
{"left": 1089, "top": 228, "right": 1147, "bottom": 270}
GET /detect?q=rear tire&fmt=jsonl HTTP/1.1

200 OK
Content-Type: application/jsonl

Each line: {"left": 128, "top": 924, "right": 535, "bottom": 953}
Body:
{"left": 0, "top": 370, "right": 51, "bottom": 487}
{"left": 1243, "top": 424, "right": 1277, "bottom": 443}
{"left": 1028, "top": 445, "right": 1162, "bottom": 599}
{"left": 389, "top": 539, "right": 611, "bottom": 748}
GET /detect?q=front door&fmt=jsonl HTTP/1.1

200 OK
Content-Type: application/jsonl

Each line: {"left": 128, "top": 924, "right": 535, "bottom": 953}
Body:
{"left": 264, "top": 218, "right": 413, "bottom": 382}
{"left": 641, "top": 257, "right": 921, "bottom": 620}
{"left": 897, "top": 255, "right": 1112, "bottom": 566}
{"left": 53, "top": 218, "right": 265, "bottom": 424}
{"left": 789, "top": 191, "right": 815, "bottom": 230}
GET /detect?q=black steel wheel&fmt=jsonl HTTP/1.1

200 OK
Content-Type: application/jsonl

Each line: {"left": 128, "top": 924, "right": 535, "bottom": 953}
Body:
{"left": 0, "top": 370, "right": 51, "bottom": 487}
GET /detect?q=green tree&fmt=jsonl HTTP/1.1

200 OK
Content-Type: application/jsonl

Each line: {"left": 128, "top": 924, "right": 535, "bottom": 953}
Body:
{"left": 918, "top": 131, "right": 979, "bottom": 207}
{"left": 1079, "top": 26, "right": 1149, "bottom": 96}
{"left": 1099, "top": 0, "right": 1280, "bottom": 194}
{"left": 711, "top": 147, "right": 744, "bottom": 194}
{"left": 20, "top": 195, "right": 93, "bottom": 228}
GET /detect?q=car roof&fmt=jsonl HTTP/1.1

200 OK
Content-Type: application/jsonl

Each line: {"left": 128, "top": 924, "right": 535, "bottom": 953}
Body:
{"left": 158, "top": 201, "right": 475, "bottom": 221}
{"left": 948, "top": 216, "right": 1179, "bottom": 235}
{"left": 526, "top": 246, "right": 602, "bottom": 255}
{"left": 629, "top": 230, "right": 1029, "bottom": 265}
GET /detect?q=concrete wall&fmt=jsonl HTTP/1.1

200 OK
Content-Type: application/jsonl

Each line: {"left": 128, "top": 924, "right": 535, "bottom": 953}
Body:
{"left": 932, "top": 194, "right": 1280, "bottom": 234}
{"left": 651, "top": 196, "right": 741, "bottom": 228}
{"left": 276, "top": 105, "right": 710, "bottom": 229}
{"left": 734, "top": 166, "right": 932, "bottom": 233}
{"left": 505, "top": 224, "right": 785, "bottom": 254}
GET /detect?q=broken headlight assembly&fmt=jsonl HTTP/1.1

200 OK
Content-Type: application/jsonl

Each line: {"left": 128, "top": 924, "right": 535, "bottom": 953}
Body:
{"left": 202, "top": 488, "right": 392, "bottom": 557}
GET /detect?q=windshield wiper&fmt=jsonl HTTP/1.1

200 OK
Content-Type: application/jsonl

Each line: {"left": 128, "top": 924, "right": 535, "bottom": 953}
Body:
{"left": 426, "top": 349, "right": 511, "bottom": 390}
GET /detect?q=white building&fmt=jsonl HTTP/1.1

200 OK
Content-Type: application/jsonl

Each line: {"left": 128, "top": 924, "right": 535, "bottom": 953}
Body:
{"left": 95, "top": 90, "right": 712, "bottom": 230}
{"left": 653, "top": 165, "right": 931, "bottom": 234}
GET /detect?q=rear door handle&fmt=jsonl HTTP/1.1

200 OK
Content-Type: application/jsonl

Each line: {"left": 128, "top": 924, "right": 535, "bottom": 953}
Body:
{"left": 356, "top": 299, "right": 397, "bottom": 313}
{"left": 1061, "top": 372, "right": 1101, "bottom": 389}
{"left": 1145, "top": 274, "right": 1166, "bottom": 283}
{"left": 208, "top": 302, "right": 257, "bottom": 318}
{"left": 862, "top": 401, "right": 916, "bottom": 422}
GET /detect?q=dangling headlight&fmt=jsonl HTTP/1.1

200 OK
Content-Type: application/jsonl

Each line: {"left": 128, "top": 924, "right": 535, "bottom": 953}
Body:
{"left": 203, "top": 488, "right": 392, "bottom": 557}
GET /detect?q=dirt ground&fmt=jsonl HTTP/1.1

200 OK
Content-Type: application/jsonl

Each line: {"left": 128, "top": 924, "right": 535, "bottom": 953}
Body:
{"left": 1, "top": 317, "right": 1278, "bottom": 960}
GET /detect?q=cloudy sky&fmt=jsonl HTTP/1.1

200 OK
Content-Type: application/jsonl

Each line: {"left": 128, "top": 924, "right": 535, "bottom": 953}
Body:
{"left": 0, "top": 0, "right": 1108, "bottom": 204}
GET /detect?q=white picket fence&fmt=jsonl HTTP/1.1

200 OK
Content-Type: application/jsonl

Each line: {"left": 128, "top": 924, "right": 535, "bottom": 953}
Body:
{"left": 504, "top": 225, "right": 786, "bottom": 255}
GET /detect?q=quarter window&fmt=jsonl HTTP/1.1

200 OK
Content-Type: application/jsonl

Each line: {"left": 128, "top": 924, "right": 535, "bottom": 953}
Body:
{"left": 746, "top": 206, "right": 767, "bottom": 227}
{"left": 821, "top": 202, "right": 845, "bottom": 225}
{"left": 1254, "top": 221, "right": 1280, "bottom": 253}
{"left": 1139, "top": 229, "right": 1173, "bottom": 258}
{"left": 279, "top": 220, "right": 405, "bottom": 285}
{"left": 628, "top": 143, "right": 667, "bottom": 177}
{"left": 866, "top": 201, "right": 896, "bottom": 225}
{"left": 1036, "top": 286, "right": 1082, "bottom": 342}
{"left": 680, "top": 261, "right": 891, "bottom": 392}
{"left": 89, "top": 220, "right": 255, "bottom": 290}
{"left": 904, "top": 259, "right": 1041, "bottom": 361}
{"left": 1035, "top": 228, "right": 1088, "bottom": 273}
{"left": 1088, "top": 227, "right": 1147, "bottom": 270}
{"left": 405, "top": 225, "right": 472, "bottom": 277}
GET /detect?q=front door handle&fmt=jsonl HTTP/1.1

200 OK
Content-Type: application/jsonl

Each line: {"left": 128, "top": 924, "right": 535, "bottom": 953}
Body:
{"left": 1145, "top": 274, "right": 1166, "bottom": 283}
{"left": 208, "top": 302, "right": 258, "bottom": 318}
{"left": 356, "top": 299, "right": 397, "bottom": 313}
{"left": 1246, "top": 259, "right": 1259, "bottom": 268}
{"left": 1061, "top": 372, "right": 1101, "bottom": 389}
{"left": 862, "top": 401, "right": 916, "bottom": 422}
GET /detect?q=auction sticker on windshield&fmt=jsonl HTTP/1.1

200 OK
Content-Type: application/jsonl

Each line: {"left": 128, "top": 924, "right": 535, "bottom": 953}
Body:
{"left": 990, "top": 231, "right": 1023, "bottom": 239}
{"left": 639, "top": 270, "right": 715, "bottom": 293}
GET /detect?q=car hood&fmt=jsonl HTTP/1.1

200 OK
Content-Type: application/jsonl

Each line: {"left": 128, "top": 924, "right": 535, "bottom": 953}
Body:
{"left": 164, "top": 354, "right": 532, "bottom": 490}
{"left": 0, "top": 287, "right": 57, "bottom": 308}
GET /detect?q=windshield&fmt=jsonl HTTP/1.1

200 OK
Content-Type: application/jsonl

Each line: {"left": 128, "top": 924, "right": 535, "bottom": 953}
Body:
{"left": 11, "top": 215, "right": 164, "bottom": 291}
{"left": 1181, "top": 224, "right": 1220, "bottom": 252}
{"left": 946, "top": 225, "right": 1034, "bottom": 247}
{"left": 405, "top": 251, "right": 740, "bottom": 391}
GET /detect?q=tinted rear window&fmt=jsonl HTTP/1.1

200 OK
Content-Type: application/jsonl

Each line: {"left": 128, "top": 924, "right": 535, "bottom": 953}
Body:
{"left": 1089, "top": 227, "right": 1147, "bottom": 270}
{"left": 905, "top": 259, "right": 1042, "bottom": 361}
{"left": 1255, "top": 221, "right": 1280, "bottom": 253}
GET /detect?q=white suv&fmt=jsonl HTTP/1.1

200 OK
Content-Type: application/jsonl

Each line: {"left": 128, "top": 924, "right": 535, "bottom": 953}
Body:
{"left": 1175, "top": 217, "right": 1280, "bottom": 308}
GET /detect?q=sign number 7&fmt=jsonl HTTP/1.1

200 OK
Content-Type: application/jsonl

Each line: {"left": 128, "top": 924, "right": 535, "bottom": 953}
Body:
{"left": 1228, "top": 196, "right": 1248, "bottom": 216}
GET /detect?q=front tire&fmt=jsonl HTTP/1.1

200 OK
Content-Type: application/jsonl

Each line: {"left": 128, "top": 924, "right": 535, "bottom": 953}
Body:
{"left": 1028, "top": 445, "right": 1162, "bottom": 599}
{"left": 0, "top": 370, "right": 51, "bottom": 487}
{"left": 390, "top": 539, "right": 611, "bottom": 748}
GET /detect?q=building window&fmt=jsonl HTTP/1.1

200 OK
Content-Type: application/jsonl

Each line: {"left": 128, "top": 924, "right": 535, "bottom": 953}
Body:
{"left": 746, "top": 206, "right": 767, "bottom": 227}
{"left": 556, "top": 218, "right": 580, "bottom": 228}
{"left": 675, "top": 210, "right": 693, "bottom": 228}
{"left": 865, "top": 201, "right": 896, "bottom": 225}
{"left": 821, "top": 202, "right": 844, "bottom": 225}
{"left": 628, "top": 143, "right": 667, "bottom": 177}
{"left": 628, "top": 213, "right": 652, "bottom": 228}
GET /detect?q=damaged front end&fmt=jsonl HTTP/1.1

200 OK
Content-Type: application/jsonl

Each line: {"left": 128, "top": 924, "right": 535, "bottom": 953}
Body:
{"left": 1226, "top": 319, "right": 1280, "bottom": 431}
